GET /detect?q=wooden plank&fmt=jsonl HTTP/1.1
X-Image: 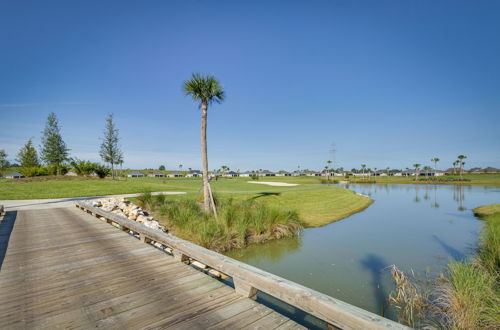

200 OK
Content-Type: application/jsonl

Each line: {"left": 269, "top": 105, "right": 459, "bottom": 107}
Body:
{"left": 77, "top": 201, "right": 408, "bottom": 330}
{"left": 241, "top": 311, "right": 291, "bottom": 329}
{"left": 205, "top": 303, "right": 273, "bottom": 329}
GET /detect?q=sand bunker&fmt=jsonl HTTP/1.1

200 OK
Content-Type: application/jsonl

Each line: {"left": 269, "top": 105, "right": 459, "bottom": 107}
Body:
{"left": 247, "top": 181, "right": 299, "bottom": 187}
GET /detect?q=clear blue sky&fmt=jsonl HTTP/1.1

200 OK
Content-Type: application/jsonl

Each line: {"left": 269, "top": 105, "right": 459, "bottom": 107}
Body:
{"left": 1, "top": 0, "right": 499, "bottom": 171}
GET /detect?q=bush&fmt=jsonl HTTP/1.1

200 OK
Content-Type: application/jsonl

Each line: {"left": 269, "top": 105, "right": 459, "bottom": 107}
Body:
{"left": 20, "top": 166, "right": 48, "bottom": 177}
{"left": 141, "top": 194, "right": 304, "bottom": 252}
{"left": 250, "top": 173, "right": 259, "bottom": 180}
{"left": 70, "top": 158, "right": 97, "bottom": 176}
{"left": 94, "top": 164, "right": 110, "bottom": 178}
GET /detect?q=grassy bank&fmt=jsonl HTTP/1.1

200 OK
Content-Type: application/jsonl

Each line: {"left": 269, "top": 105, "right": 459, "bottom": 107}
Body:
{"left": 389, "top": 203, "right": 500, "bottom": 329}
{"left": 0, "top": 176, "right": 372, "bottom": 227}
{"left": 137, "top": 193, "right": 304, "bottom": 252}
{"left": 341, "top": 174, "right": 500, "bottom": 186}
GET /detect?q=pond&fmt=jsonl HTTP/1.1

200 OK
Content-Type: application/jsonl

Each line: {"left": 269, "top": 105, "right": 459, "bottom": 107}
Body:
{"left": 225, "top": 184, "right": 500, "bottom": 322}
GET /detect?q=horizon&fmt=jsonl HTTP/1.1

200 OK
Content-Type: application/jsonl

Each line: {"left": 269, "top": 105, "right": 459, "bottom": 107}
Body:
{"left": 1, "top": 1, "right": 499, "bottom": 171}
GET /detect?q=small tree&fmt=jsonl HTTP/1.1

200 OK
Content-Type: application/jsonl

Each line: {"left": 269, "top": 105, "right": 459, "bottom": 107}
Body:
{"left": 431, "top": 157, "right": 440, "bottom": 174}
{"left": 159, "top": 165, "right": 166, "bottom": 171}
{"left": 361, "top": 164, "right": 367, "bottom": 176}
{"left": 413, "top": 164, "right": 421, "bottom": 181}
{"left": 457, "top": 155, "right": 467, "bottom": 179}
{"left": 41, "top": 113, "right": 70, "bottom": 175}
{"left": 0, "top": 149, "right": 9, "bottom": 175}
{"left": 17, "top": 138, "right": 40, "bottom": 168}
{"left": 100, "top": 114, "right": 123, "bottom": 179}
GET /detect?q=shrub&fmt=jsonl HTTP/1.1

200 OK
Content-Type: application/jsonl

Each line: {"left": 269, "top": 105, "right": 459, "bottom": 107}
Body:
{"left": 94, "top": 164, "right": 110, "bottom": 178}
{"left": 142, "top": 194, "right": 304, "bottom": 252}
{"left": 250, "top": 173, "right": 259, "bottom": 180}
{"left": 20, "top": 166, "right": 48, "bottom": 177}
{"left": 70, "top": 158, "right": 97, "bottom": 176}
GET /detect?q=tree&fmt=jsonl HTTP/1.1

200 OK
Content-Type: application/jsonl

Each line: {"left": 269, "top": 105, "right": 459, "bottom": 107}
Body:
{"left": 423, "top": 165, "right": 431, "bottom": 178}
{"left": 17, "top": 138, "right": 39, "bottom": 168}
{"left": 413, "top": 163, "right": 421, "bottom": 181}
{"left": 41, "top": 112, "right": 69, "bottom": 175}
{"left": 431, "top": 157, "right": 440, "bottom": 174}
{"left": 184, "top": 73, "right": 225, "bottom": 212}
{"left": 457, "top": 155, "right": 467, "bottom": 179}
{"left": 159, "top": 165, "right": 166, "bottom": 171}
{"left": 361, "top": 164, "right": 367, "bottom": 176}
{"left": 179, "top": 164, "right": 183, "bottom": 171}
{"left": 0, "top": 149, "right": 9, "bottom": 175}
{"left": 452, "top": 160, "right": 459, "bottom": 175}
{"left": 100, "top": 114, "right": 123, "bottom": 179}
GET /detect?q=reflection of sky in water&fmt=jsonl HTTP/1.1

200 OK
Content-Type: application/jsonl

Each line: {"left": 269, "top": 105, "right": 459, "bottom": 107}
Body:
{"left": 225, "top": 184, "right": 499, "bottom": 319}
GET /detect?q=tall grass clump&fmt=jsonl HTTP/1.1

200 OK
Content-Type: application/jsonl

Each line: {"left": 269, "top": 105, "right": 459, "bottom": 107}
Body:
{"left": 388, "top": 204, "right": 500, "bottom": 329}
{"left": 139, "top": 194, "right": 303, "bottom": 252}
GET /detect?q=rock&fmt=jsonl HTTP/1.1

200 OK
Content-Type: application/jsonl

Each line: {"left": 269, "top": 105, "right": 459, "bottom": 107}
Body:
{"left": 128, "top": 214, "right": 137, "bottom": 221}
{"left": 136, "top": 215, "right": 148, "bottom": 224}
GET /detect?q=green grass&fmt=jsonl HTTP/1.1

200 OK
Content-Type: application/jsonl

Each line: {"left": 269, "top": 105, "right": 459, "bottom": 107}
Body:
{"left": 345, "top": 174, "right": 500, "bottom": 186}
{"left": 0, "top": 176, "right": 372, "bottom": 227}
{"left": 137, "top": 194, "right": 304, "bottom": 252}
{"left": 389, "top": 203, "right": 500, "bottom": 329}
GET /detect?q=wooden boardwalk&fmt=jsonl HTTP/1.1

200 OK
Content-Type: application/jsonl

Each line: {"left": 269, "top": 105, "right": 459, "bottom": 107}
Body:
{"left": 0, "top": 207, "right": 305, "bottom": 329}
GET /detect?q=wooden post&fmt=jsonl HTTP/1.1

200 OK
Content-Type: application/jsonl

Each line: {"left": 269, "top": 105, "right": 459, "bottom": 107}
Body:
{"left": 140, "top": 233, "right": 150, "bottom": 243}
{"left": 233, "top": 277, "right": 257, "bottom": 299}
{"left": 172, "top": 249, "right": 188, "bottom": 262}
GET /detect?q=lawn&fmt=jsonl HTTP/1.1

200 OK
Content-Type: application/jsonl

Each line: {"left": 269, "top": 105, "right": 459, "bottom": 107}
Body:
{"left": 0, "top": 176, "right": 371, "bottom": 227}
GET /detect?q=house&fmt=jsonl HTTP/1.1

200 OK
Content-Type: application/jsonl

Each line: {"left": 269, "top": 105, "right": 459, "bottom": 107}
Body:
{"left": 167, "top": 172, "right": 184, "bottom": 178}
{"left": 223, "top": 171, "right": 239, "bottom": 177}
{"left": 306, "top": 172, "right": 321, "bottom": 177}
{"left": 275, "top": 171, "right": 291, "bottom": 177}
{"left": 292, "top": 171, "right": 305, "bottom": 176}
{"left": 186, "top": 170, "right": 202, "bottom": 178}
{"left": 258, "top": 170, "right": 275, "bottom": 177}
{"left": 483, "top": 167, "right": 500, "bottom": 173}
{"left": 239, "top": 171, "right": 252, "bottom": 177}
{"left": 4, "top": 171, "right": 24, "bottom": 179}
{"left": 149, "top": 172, "right": 166, "bottom": 178}
{"left": 127, "top": 171, "right": 146, "bottom": 178}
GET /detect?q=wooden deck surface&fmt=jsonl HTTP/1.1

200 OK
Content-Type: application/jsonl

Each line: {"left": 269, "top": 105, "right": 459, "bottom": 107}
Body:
{"left": 0, "top": 207, "right": 306, "bottom": 329}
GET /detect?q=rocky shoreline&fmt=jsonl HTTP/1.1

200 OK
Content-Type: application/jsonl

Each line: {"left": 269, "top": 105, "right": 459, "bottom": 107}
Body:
{"left": 91, "top": 197, "right": 165, "bottom": 232}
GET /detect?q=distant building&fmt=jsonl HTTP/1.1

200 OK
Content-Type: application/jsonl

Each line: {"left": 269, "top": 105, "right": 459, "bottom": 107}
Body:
{"left": 258, "top": 170, "right": 275, "bottom": 177}
{"left": 186, "top": 170, "right": 202, "bottom": 178}
{"left": 276, "top": 171, "right": 291, "bottom": 177}
{"left": 167, "top": 172, "right": 184, "bottom": 178}
{"left": 127, "top": 171, "right": 146, "bottom": 178}
{"left": 239, "top": 171, "right": 252, "bottom": 177}
{"left": 223, "top": 171, "right": 239, "bottom": 177}
{"left": 149, "top": 172, "right": 166, "bottom": 178}
{"left": 4, "top": 171, "right": 24, "bottom": 179}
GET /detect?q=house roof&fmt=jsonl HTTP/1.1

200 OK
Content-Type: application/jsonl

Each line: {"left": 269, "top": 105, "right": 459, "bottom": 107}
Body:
{"left": 151, "top": 171, "right": 165, "bottom": 175}
{"left": 128, "top": 171, "right": 145, "bottom": 175}
{"left": 169, "top": 172, "right": 183, "bottom": 175}
{"left": 5, "top": 171, "right": 23, "bottom": 177}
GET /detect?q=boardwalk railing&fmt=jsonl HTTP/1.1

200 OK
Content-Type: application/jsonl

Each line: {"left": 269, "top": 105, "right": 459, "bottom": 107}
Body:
{"left": 76, "top": 201, "right": 408, "bottom": 330}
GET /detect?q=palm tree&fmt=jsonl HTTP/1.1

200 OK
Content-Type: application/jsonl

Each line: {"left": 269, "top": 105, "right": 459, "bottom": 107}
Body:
{"left": 457, "top": 155, "right": 467, "bottom": 179}
{"left": 413, "top": 163, "right": 421, "bottom": 181}
{"left": 431, "top": 157, "right": 440, "bottom": 175}
{"left": 184, "top": 73, "right": 225, "bottom": 212}
{"left": 361, "top": 164, "right": 366, "bottom": 176}
{"left": 423, "top": 165, "right": 431, "bottom": 178}
{"left": 452, "top": 160, "right": 458, "bottom": 175}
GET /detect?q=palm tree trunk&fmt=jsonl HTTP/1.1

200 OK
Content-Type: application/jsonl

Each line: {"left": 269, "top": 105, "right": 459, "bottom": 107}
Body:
{"left": 201, "top": 101, "right": 210, "bottom": 212}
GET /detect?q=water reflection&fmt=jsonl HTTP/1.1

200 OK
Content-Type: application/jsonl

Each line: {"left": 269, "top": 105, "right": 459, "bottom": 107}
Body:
{"left": 360, "top": 254, "right": 390, "bottom": 315}
{"left": 226, "top": 235, "right": 302, "bottom": 263}
{"left": 432, "top": 235, "right": 466, "bottom": 261}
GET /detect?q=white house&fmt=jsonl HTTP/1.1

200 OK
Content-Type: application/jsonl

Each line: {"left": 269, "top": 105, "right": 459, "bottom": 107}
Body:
{"left": 186, "top": 170, "right": 202, "bottom": 178}
{"left": 167, "top": 172, "right": 184, "bottom": 178}
{"left": 127, "top": 171, "right": 146, "bottom": 178}
{"left": 239, "top": 171, "right": 252, "bottom": 177}
{"left": 4, "top": 171, "right": 24, "bottom": 179}
{"left": 223, "top": 171, "right": 239, "bottom": 177}
{"left": 149, "top": 172, "right": 166, "bottom": 178}
{"left": 275, "top": 171, "right": 291, "bottom": 177}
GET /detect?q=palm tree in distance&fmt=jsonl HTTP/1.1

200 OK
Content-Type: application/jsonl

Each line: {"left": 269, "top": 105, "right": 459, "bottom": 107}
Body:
{"left": 413, "top": 163, "right": 421, "bottom": 181}
{"left": 361, "top": 164, "right": 367, "bottom": 177}
{"left": 184, "top": 73, "right": 225, "bottom": 212}
{"left": 452, "top": 160, "right": 459, "bottom": 175}
{"left": 423, "top": 165, "right": 431, "bottom": 178}
{"left": 457, "top": 155, "right": 467, "bottom": 179}
{"left": 431, "top": 157, "right": 440, "bottom": 174}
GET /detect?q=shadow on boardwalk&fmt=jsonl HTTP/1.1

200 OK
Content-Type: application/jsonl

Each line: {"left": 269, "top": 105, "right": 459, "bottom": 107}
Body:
{"left": 0, "top": 211, "right": 17, "bottom": 270}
